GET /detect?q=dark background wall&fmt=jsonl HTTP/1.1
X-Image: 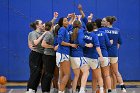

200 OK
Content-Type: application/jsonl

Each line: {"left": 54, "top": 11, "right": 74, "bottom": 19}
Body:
{"left": 0, "top": 0, "right": 140, "bottom": 81}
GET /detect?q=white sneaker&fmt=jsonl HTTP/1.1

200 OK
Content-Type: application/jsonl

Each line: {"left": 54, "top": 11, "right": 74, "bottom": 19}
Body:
{"left": 121, "top": 85, "right": 127, "bottom": 93}
{"left": 26, "top": 89, "right": 35, "bottom": 93}
{"left": 79, "top": 90, "right": 86, "bottom": 93}
{"left": 121, "top": 88, "right": 127, "bottom": 92}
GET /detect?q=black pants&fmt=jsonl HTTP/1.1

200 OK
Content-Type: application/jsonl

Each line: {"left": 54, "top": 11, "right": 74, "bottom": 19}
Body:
{"left": 27, "top": 51, "right": 43, "bottom": 92}
{"left": 41, "top": 55, "right": 56, "bottom": 92}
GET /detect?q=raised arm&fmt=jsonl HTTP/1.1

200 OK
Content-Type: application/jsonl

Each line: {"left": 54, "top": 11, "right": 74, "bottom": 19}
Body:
{"left": 68, "top": 13, "right": 75, "bottom": 25}
{"left": 51, "top": 12, "right": 58, "bottom": 25}
{"left": 77, "top": 15, "right": 82, "bottom": 23}
{"left": 88, "top": 13, "right": 93, "bottom": 22}
{"left": 78, "top": 4, "right": 85, "bottom": 18}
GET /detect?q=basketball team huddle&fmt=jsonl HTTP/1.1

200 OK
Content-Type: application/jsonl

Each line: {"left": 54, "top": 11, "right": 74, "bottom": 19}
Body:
{"left": 26, "top": 4, "right": 126, "bottom": 93}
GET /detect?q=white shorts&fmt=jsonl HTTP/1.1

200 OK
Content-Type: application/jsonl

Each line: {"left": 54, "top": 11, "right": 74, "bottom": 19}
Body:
{"left": 109, "top": 57, "right": 118, "bottom": 64}
{"left": 100, "top": 57, "right": 110, "bottom": 67}
{"left": 86, "top": 57, "right": 100, "bottom": 69}
{"left": 56, "top": 52, "right": 69, "bottom": 67}
{"left": 70, "top": 57, "right": 88, "bottom": 69}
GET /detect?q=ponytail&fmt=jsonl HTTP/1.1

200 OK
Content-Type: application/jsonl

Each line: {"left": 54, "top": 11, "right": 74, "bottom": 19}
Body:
{"left": 45, "top": 21, "right": 52, "bottom": 31}
{"left": 54, "top": 24, "right": 60, "bottom": 36}
{"left": 58, "top": 17, "right": 64, "bottom": 27}
{"left": 106, "top": 16, "right": 117, "bottom": 25}
{"left": 71, "top": 27, "right": 79, "bottom": 41}
{"left": 30, "top": 20, "right": 41, "bottom": 30}
{"left": 30, "top": 22, "right": 36, "bottom": 30}
{"left": 71, "top": 20, "right": 81, "bottom": 41}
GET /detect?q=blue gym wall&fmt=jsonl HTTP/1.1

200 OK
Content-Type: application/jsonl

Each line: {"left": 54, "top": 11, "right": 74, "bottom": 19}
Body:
{"left": 0, "top": 0, "right": 140, "bottom": 81}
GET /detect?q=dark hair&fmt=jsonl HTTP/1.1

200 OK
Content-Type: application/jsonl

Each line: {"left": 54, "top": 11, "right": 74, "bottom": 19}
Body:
{"left": 106, "top": 16, "right": 117, "bottom": 25}
{"left": 71, "top": 20, "right": 81, "bottom": 41}
{"left": 92, "top": 21, "right": 98, "bottom": 29}
{"left": 54, "top": 24, "right": 60, "bottom": 36}
{"left": 58, "top": 17, "right": 64, "bottom": 27}
{"left": 86, "top": 22, "right": 94, "bottom": 32}
{"left": 95, "top": 18, "right": 102, "bottom": 28}
{"left": 45, "top": 21, "right": 52, "bottom": 31}
{"left": 30, "top": 20, "right": 40, "bottom": 30}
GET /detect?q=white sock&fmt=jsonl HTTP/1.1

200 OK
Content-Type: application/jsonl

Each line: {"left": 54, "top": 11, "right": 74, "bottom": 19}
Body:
{"left": 120, "top": 83, "right": 124, "bottom": 85}
{"left": 59, "top": 91, "right": 64, "bottom": 93}
{"left": 99, "top": 87, "right": 104, "bottom": 93}
{"left": 80, "top": 87, "right": 85, "bottom": 92}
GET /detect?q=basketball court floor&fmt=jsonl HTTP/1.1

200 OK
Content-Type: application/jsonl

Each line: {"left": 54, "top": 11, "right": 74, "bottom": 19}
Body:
{"left": 5, "top": 82, "right": 140, "bottom": 93}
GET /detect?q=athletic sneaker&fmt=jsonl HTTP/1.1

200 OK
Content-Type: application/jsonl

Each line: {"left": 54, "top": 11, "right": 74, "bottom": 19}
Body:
{"left": 108, "top": 89, "right": 112, "bottom": 93}
{"left": 76, "top": 86, "right": 80, "bottom": 92}
{"left": 79, "top": 90, "right": 86, "bottom": 93}
{"left": 25, "top": 89, "right": 35, "bottom": 93}
{"left": 121, "top": 85, "right": 127, "bottom": 92}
